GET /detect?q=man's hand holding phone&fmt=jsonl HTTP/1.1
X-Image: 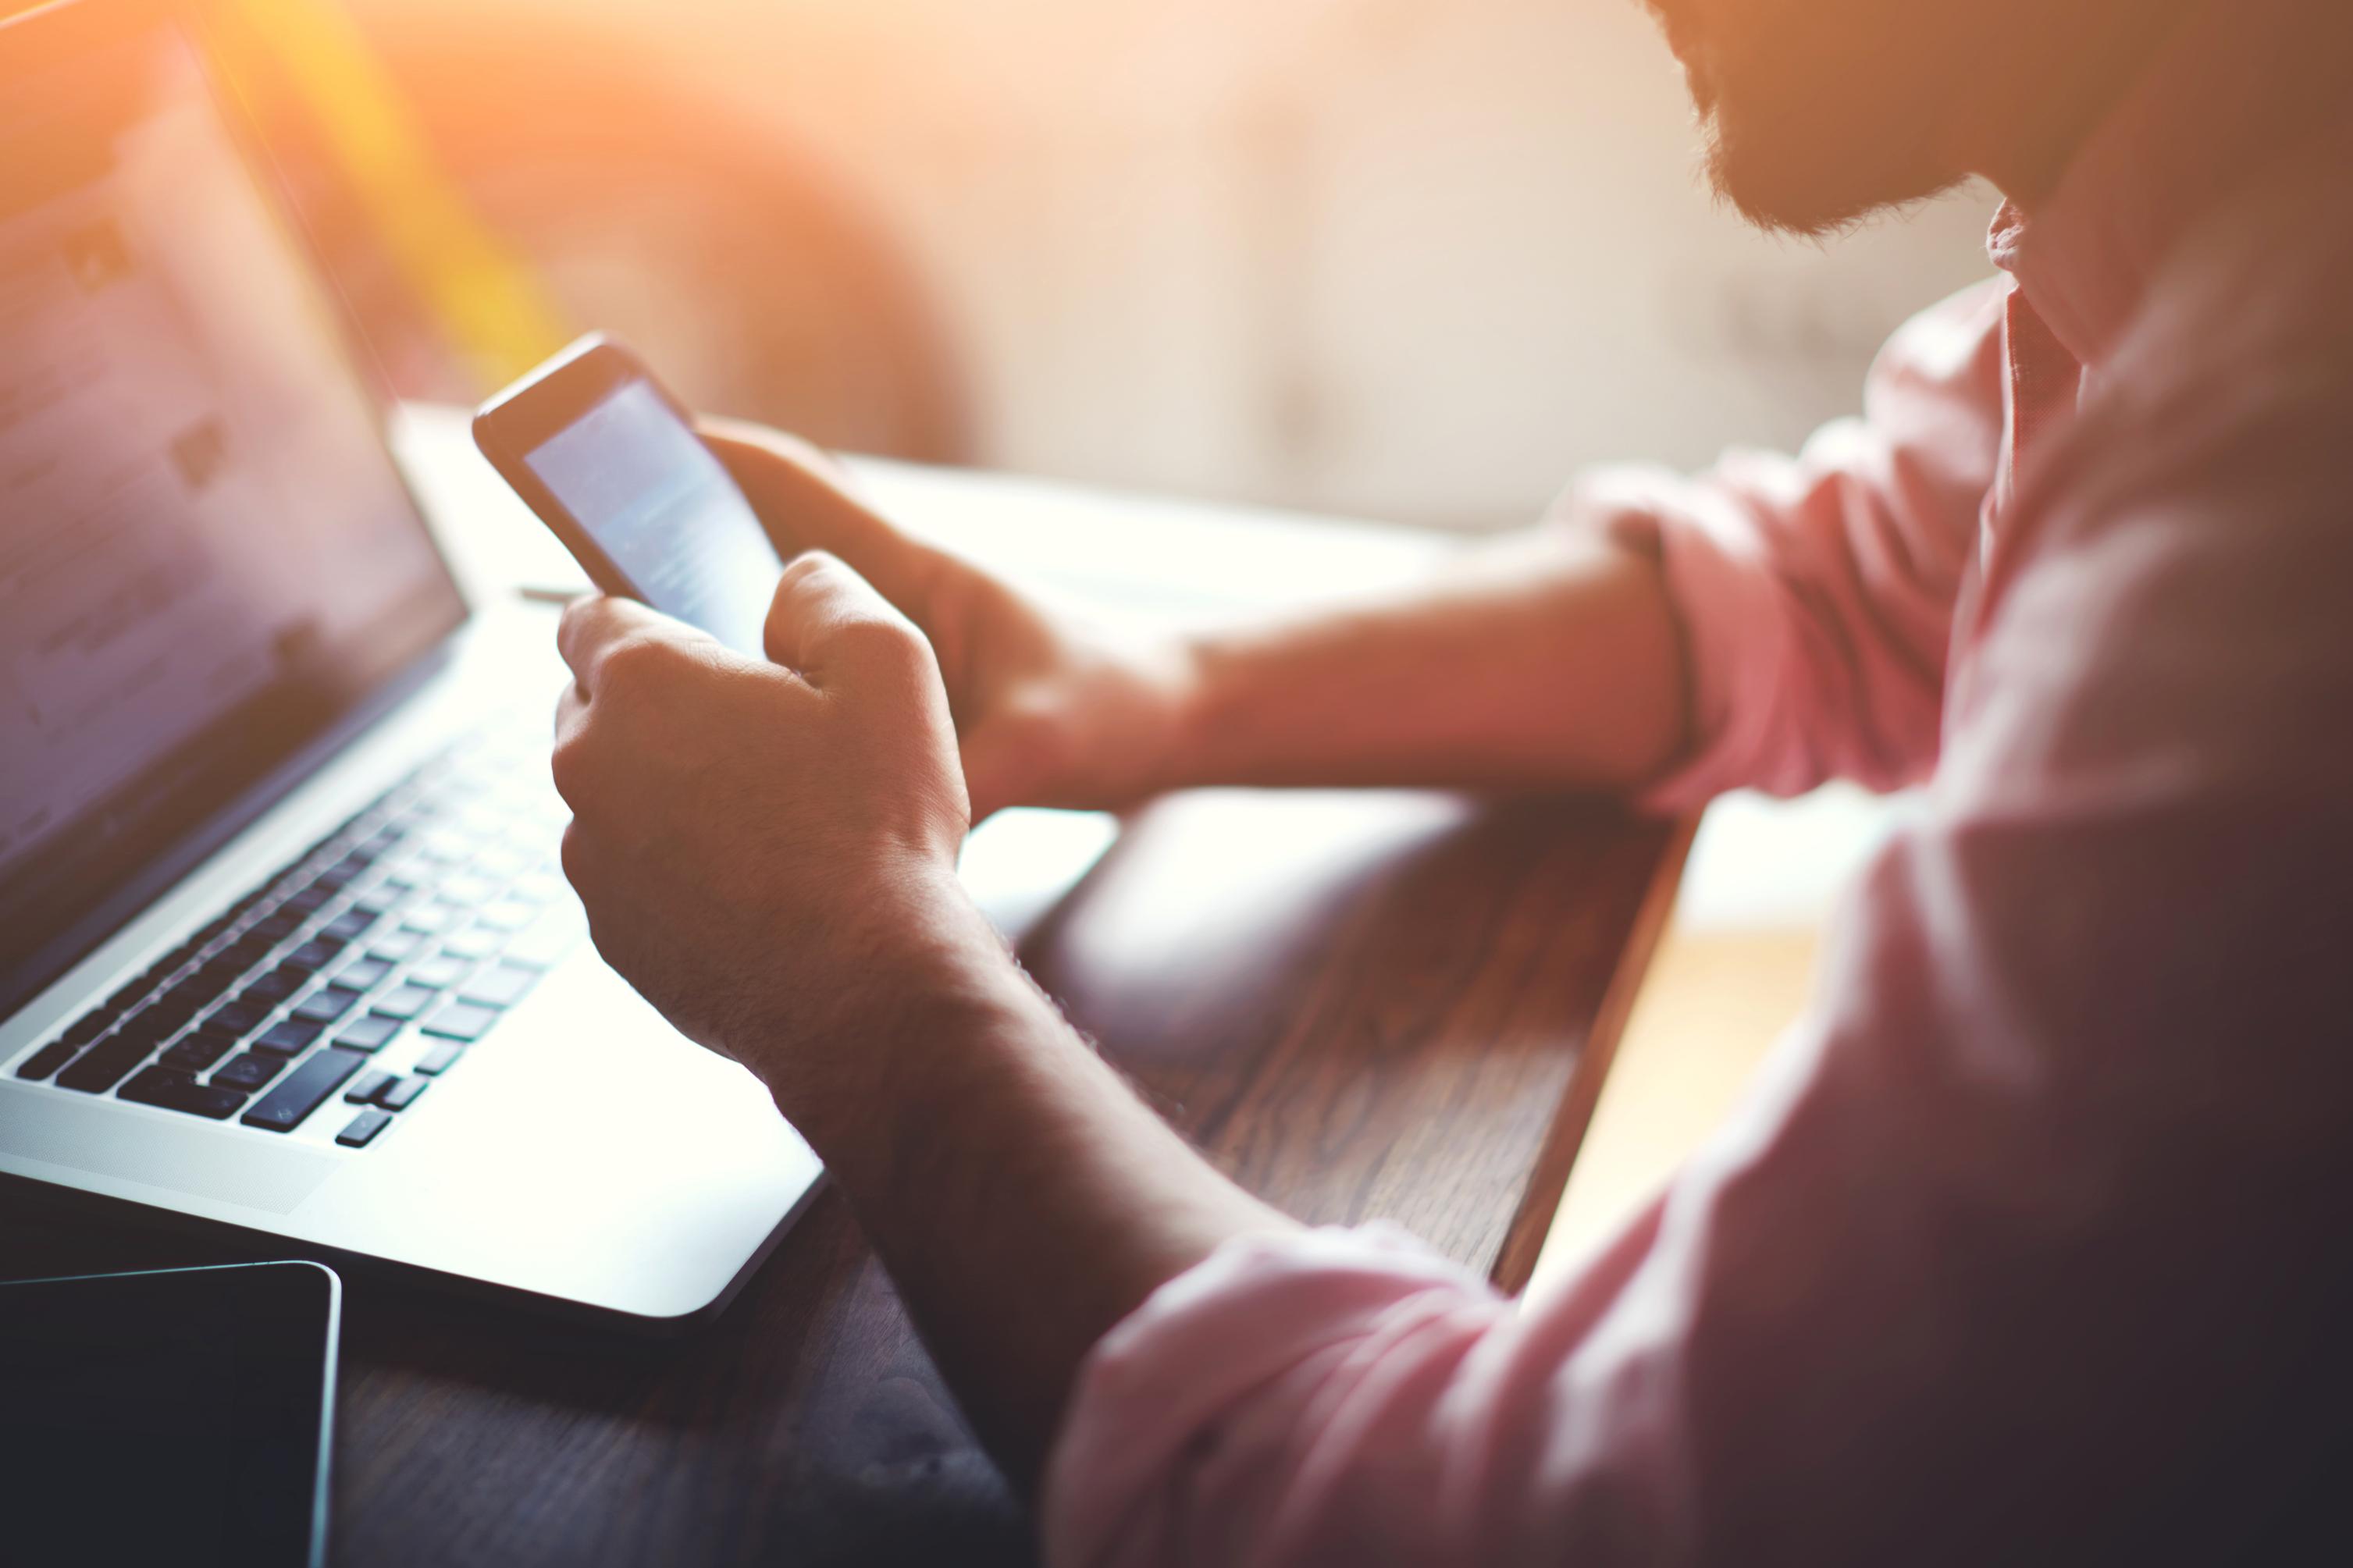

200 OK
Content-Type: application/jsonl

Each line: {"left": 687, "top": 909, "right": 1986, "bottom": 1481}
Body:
{"left": 550, "top": 550, "right": 987, "bottom": 1121}
{"left": 480, "top": 336, "right": 1204, "bottom": 1130}
{"left": 699, "top": 419, "right": 1201, "bottom": 822}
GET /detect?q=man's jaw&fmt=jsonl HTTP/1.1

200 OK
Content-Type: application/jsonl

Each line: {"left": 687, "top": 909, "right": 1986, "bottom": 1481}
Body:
{"left": 1636, "top": 0, "right": 1970, "bottom": 239}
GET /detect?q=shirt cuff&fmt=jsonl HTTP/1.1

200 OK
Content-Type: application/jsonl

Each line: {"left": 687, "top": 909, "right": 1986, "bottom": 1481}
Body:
{"left": 1554, "top": 464, "right": 1802, "bottom": 816}
{"left": 1041, "top": 1222, "right": 1490, "bottom": 1568}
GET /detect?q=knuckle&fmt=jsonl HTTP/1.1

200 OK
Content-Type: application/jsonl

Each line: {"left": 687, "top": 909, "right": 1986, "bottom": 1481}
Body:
{"left": 598, "top": 635, "right": 677, "bottom": 696}
{"left": 557, "top": 820, "right": 592, "bottom": 887}
{"left": 778, "top": 549, "right": 842, "bottom": 595}
{"left": 557, "top": 596, "right": 597, "bottom": 642}
{"left": 548, "top": 731, "right": 593, "bottom": 804}
{"left": 764, "top": 428, "right": 835, "bottom": 477}
{"left": 998, "top": 698, "right": 1073, "bottom": 770}
{"left": 831, "top": 613, "right": 930, "bottom": 671}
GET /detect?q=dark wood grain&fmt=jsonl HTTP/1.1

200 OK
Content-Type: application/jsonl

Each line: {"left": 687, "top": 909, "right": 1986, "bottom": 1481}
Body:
{"left": 1, "top": 788, "right": 1679, "bottom": 1566}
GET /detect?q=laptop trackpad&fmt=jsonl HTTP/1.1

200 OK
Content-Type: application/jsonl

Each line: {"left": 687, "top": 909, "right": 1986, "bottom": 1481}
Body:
{"left": 0, "top": 1085, "right": 336, "bottom": 1215}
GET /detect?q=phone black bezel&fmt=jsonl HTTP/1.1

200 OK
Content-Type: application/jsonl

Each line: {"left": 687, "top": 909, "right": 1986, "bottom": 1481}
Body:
{"left": 0, "top": 1259, "right": 340, "bottom": 1568}
{"left": 470, "top": 332, "right": 703, "bottom": 603}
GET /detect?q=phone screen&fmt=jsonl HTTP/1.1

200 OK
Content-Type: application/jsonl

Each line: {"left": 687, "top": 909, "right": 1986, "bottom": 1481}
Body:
{"left": 0, "top": 1262, "right": 338, "bottom": 1568}
{"left": 521, "top": 379, "right": 785, "bottom": 655}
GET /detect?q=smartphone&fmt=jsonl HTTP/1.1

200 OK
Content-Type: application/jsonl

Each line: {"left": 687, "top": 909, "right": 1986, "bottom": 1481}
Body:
{"left": 0, "top": 1261, "right": 340, "bottom": 1568}
{"left": 473, "top": 333, "right": 785, "bottom": 655}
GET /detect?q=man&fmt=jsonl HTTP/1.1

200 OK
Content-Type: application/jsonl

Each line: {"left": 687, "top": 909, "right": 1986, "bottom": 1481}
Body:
{"left": 549, "top": 0, "right": 2353, "bottom": 1559}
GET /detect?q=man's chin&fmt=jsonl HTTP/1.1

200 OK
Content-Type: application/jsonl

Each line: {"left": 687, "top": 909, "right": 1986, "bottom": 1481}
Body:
{"left": 1701, "top": 103, "right": 1960, "bottom": 239}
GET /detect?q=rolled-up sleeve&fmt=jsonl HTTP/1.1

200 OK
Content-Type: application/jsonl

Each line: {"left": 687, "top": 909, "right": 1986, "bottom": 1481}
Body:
{"left": 1041, "top": 273, "right": 2353, "bottom": 1566}
{"left": 1565, "top": 279, "right": 2009, "bottom": 812}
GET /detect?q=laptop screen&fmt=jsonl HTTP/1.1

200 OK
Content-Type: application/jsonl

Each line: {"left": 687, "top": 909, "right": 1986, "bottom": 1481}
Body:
{"left": 0, "top": 11, "right": 465, "bottom": 1016}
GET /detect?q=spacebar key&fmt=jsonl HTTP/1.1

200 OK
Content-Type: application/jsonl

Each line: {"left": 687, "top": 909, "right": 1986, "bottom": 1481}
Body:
{"left": 241, "top": 1048, "right": 368, "bottom": 1132}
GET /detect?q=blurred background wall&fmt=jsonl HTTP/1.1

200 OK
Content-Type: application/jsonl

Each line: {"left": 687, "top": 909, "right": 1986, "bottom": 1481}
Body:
{"left": 336, "top": 0, "right": 1999, "bottom": 528}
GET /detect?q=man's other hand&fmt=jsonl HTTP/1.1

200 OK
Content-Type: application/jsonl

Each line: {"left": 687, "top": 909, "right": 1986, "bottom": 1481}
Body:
{"left": 551, "top": 556, "right": 980, "bottom": 1098}
{"left": 700, "top": 418, "right": 1198, "bottom": 820}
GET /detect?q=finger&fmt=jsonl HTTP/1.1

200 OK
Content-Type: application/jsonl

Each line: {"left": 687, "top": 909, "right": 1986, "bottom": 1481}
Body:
{"left": 764, "top": 551, "right": 939, "bottom": 698}
{"left": 699, "top": 418, "right": 948, "bottom": 620}
{"left": 557, "top": 820, "right": 621, "bottom": 948}
{"left": 556, "top": 594, "right": 716, "bottom": 695}
{"left": 548, "top": 679, "right": 595, "bottom": 813}
{"left": 554, "top": 678, "right": 586, "bottom": 741}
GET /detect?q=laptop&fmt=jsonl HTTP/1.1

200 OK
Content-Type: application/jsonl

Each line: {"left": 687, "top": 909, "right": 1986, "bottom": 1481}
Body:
{"left": 0, "top": 0, "right": 828, "bottom": 1329}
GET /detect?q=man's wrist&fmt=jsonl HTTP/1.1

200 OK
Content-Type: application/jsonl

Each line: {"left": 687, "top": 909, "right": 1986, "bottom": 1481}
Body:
{"left": 1147, "top": 631, "right": 1219, "bottom": 797}
{"left": 739, "top": 873, "right": 1038, "bottom": 1168}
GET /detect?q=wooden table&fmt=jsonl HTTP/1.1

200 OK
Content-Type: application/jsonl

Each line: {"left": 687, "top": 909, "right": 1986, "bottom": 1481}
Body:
{"left": 2, "top": 426, "right": 1688, "bottom": 1565}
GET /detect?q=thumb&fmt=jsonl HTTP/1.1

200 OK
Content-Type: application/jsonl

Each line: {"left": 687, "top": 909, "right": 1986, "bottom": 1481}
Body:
{"left": 699, "top": 418, "right": 946, "bottom": 624}
{"left": 764, "top": 551, "right": 941, "bottom": 699}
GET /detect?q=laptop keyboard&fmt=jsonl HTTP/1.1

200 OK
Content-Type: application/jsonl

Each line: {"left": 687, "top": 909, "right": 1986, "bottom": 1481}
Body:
{"left": 12, "top": 724, "right": 583, "bottom": 1147}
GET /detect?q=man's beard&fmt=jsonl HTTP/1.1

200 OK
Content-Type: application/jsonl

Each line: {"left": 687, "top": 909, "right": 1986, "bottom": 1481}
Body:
{"left": 1649, "top": 0, "right": 1979, "bottom": 237}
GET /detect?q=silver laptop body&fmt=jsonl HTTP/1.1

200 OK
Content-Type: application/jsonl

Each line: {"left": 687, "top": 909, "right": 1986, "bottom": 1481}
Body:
{"left": 0, "top": 0, "right": 821, "bottom": 1329}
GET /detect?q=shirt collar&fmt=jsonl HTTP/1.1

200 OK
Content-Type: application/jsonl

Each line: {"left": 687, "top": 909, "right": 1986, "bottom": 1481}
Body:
{"left": 1986, "top": 0, "right": 2348, "bottom": 370}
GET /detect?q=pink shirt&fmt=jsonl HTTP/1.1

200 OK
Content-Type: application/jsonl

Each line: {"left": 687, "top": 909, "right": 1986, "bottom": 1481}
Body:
{"left": 1042, "top": 3, "right": 2353, "bottom": 1562}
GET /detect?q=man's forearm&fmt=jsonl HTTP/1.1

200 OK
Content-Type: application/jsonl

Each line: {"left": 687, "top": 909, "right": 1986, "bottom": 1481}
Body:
{"left": 768, "top": 898, "right": 1294, "bottom": 1491}
{"left": 1161, "top": 524, "right": 1689, "bottom": 797}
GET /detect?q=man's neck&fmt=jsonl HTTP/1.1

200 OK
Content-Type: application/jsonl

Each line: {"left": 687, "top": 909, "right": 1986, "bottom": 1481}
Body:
{"left": 1958, "top": 0, "right": 2202, "bottom": 209}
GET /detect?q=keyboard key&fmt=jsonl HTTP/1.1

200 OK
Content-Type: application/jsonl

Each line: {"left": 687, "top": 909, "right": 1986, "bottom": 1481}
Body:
{"left": 440, "top": 873, "right": 498, "bottom": 906}
{"left": 477, "top": 849, "right": 533, "bottom": 882}
{"left": 284, "top": 887, "right": 331, "bottom": 915}
{"left": 408, "top": 955, "right": 470, "bottom": 990}
{"left": 371, "top": 985, "right": 435, "bottom": 1021}
{"left": 418, "top": 1002, "right": 498, "bottom": 1042}
{"left": 287, "top": 940, "right": 342, "bottom": 972}
{"left": 61, "top": 1010, "right": 115, "bottom": 1047}
{"left": 413, "top": 1041, "right": 463, "bottom": 1076}
{"left": 241, "top": 969, "right": 303, "bottom": 1004}
{"left": 441, "top": 927, "right": 503, "bottom": 961}
{"left": 514, "top": 871, "right": 568, "bottom": 905}
{"left": 241, "top": 1048, "right": 367, "bottom": 1132}
{"left": 112, "top": 1008, "right": 176, "bottom": 1048}
{"left": 377, "top": 1076, "right": 428, "bottom": 1111}
{"left": 368, "top": 930, "right": 426, "bottom": 962}
{"left": 160, "top": 1030, "right": 237, "bottom": 1072}
{"left": 336, "top": 1108, "right": 393, "bottom": 1147}
{"left": 345, "top": 1069, "right": 397, "bottom": 1104}
{"left": 503, "top": 905, "right": 586, "bottom": 969}
{"left": 255, "top": 1019, "right": 326, "bottom": 1056}
{"left": 226, "top": 931, "right": 275, "bottom": 965}
{"left": 15, "top": 1039, "right": 81, "bottom": 1081}
{"left": 400, "top": 906, "right": 454, "bottom": 936}
{"left": 334, "top": 1015, "right": 403, "bottom": 1053}
{"left": 142, "top": 996, "right": 203, "bottom": 1034}
{"left": 291, "top": 985, "right": 362, "bottom": 1024}
{"left": 459, "top": 964, "right": 538, "bottom": 1010}
{"left": 151, "top": 972, "right": 212, "bottom": 1013}
{"left": 204, "top": 1000, "right": 270, "bottom": 1036}
{"left": 119, "top": 1067, "right": 246, "bottom": 1120}
{"left": 353, "top": 889, "right": 400, "bottom": 919}
{"left": 55, "top": 1031, "right": 157, "bottom": 1093}
{"left": 418, "top": 831, "right": 471, "bottom": 864}
{"left": 477, "top": 899, "right": 536, "bottom": 932}
{"left": 251, "top": 910, "right": 303, "bottom": 941}
{"left": 212, "top": 1052, "right": 285, "bottom": 1092}
{"left": 322, "top": 910, "right": 378, "bottom": 942}
{"left": 335, "top": 957, "right": 396, "bottom": 992}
